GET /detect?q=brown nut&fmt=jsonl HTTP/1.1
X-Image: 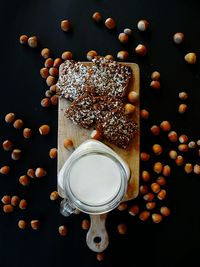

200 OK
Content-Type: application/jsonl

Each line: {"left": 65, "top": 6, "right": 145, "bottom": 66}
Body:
{"left": 35, "top": 167, "right": 47, "bottom": 178}
{"left": 53, "top": 58, "right": 62, "bottom": 67}
{"left": 160, "top": 206, "right": 171, "bottom": 216}
{"left": 92, "top": 11, "right": 102, "bottom": 23}
{"left": 105, "top": 54, "right": 114, "bottom": 60}
{"left": 117, "top": 223, "right": 127, "bottom": 234}
{"left": 139, "top": 211, "right": 150, "bottom": 221}
{"left": 58, "top": 225, "right": 68, "bottom": 236}
{"left": 63, "top": 138, "right": 74, "bottom": 150}
{"left": 117, "top": 203, "right": 128, "bottom": 211}
{"left": 168, "top": 150, "right": 178, "bottom": 159}
{"left": 141, "top": 170, "right": 151, "bottom": 182}
{"left": 86, "top": 50, "right": 98, "bottom": 61}
{"left": 160, "top": 121, "right": 171, "bottom": 131}
{"left": 11, "top": 149, "right": 22, "bottom": 160}
{"left": 49, "top": 67, "right": 59, "bottom": 77}
{"left": 19, "top": 199, "right": 28, "bottom": 209}
{"left": 184, "top": 163, "right": 193, "bottom": 174}
{"left": 129, "top": 205, "right": 139, "bottom": 216}
{"left": 0, "top": 165, "right": 10, "bottom": 175}
{"left": 13, "top": 119, "right": 24, "bottom": 129}
{"left": 31, "top": 220, "right": 40, "bottom": 230}
{"left": 39, "top": 124, "right": 50, "bottom": 135}
{"left": 194, "top": 164, "right": 200, "bottom": 175}
{"left": 124, "top": 28, "right": 132, "bottom": 35}
{"left": 141, "top": 109, "right": 150, "bottom": 120}
{"left": 178, "top": 144, "right": 188, "bottom": 152}
{"left": 61, "top": 51, "right": 73, "bottom": 60}
{"left": 179, "top": 134, "right": 188, "bottom": 144}
{"left": 11, "top": 195, "right": 20, "bottom": 206}
{"left": 90, "top": 129, "right": 102, "bottom": 140}
{"left": 2, "top": 140, "right": 13, "bottom": 151}
{"left": 105, "top": 18, "right": 116, "bottom": 29}
{"left": 188, "top": 141, "right": 196, "bottom": 149}
{"left": 19, "top": 34, "right": 28, "bottom": 44}
{"left": 46, "top": 75, "right": 56, "bottom": 86}
{"left": 143, "top": 193, "right": 155, "bottom": 201}
{"left": 178, "top": 103, "right": 188, "bottom": 114}
{"left": 27, "top": 168, "right": 35, "bottom": 178}
{"left": 18, "top": 220, "right": 27, "bottom": 229}
{"left": 157, "top": 189, "right": 166, "bottom": 200}
{"left": 151, "top": 183, "right": 161, "bottom": 193}
{"left": 137, "top": 19, "right": 149, "bottom": 31}
{"left": 60, "top": 20, "right": 71, "bottom": 32}
{"left": 156, "top": 176, "right": 166, "bottom": 186}
{"left": 44, "top": 58, "right": 54, "bottom": 68}
{"left": 162, "top": 165, "right": 171, "bottom": 177}
{"left": 150, "top": 80, "right": 160, "bottom": 89}
{"left": 117, "top": 51, "right": 129, "bottom": 61}
{"left": 135, "top": 44, "right": 147, "bottom": 56}
{"left": 179, "top": 91, "right": 188, "bottom": 100}
{"left": 124, "top": 103, "right": 136, "bottom": 114}
{"left": 146, "top": 202, "right": 156, "bottom": 210}
{"left": 49, "top": 148, "right": 57, "bottom": 159}
{"left": 19, "top": 175, "right": 30, "bottom": 186}
{"left": 28, "top": 36, "right": 38, "bottom": 48}
{"left": 173, "top": 32, "right": 184, "bottom": 44}
{"left": 152, "top": 144, "right": 163, "bottom": 155}
{"left": 152, "top": 213, "right": 163, "bottom": 223}
{"left": 151, "top": 71, "right": 160, "bottom": 81}
{"left": 3, "top": 204, "right": 14, "bottom": 213}
{"left": 1, "top": 195, "right": 11, "bottom": 204}
{"left": 41, "top": 48, "right": 50, "bottom": 59}
{"left": 118, "top": 33, "right": 129, "bottom": 43}
{"left": 128, "top": 91, "right": 139, "bottom": 104}
{"left": 5, "top": 112, "right": 15, "bottom": 123}
{"left": 150, "top": 125, "right": 160, "bottom": 135}
{"left": 81, "top": 219, "right": 90, "bottom": 230}
{"left": 140, "top": 185, "right": 149, "bottom": 195}
{"left": 50, "top": 191, "right": 59, "bottom": 201}
{"left": 96, "top": 252, "right": 104, "bottom": 262}
{"left": 153, "top": 162, "right": 163, "bottom": 174}
{"left": 23, "top": 128, "right": 32, "bottom": 138}
{"left": 175, "top": 155, "right": 184, "bottom": 166}
{"left": 140, "top": 152, "right": 150, "bottom": 161}
{"left": 45, "top": 90, "right": 53, "bottom": 98}
{"left": 50, "top": 95, "right": 58, "bottom": 106}
{"left": 168, "top": 131, "right": 178, "bottom": 142}
{"left": 184, "top": 52, "right": 196, "bottom": 64}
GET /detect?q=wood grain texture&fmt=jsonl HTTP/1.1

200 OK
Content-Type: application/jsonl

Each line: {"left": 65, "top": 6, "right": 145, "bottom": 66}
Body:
{"left": 57, "top": 62, "right": 140, "bottom": 201}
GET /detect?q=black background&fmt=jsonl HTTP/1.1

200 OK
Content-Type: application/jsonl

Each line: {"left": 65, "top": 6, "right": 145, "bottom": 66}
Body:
{"left": 0, "top": 0, "right": 200, "bottom": 266}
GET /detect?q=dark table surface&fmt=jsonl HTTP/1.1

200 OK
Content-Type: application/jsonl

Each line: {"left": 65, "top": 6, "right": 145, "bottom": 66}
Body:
{"left": 1, "top": 0, "right": 200, "bottom": 266}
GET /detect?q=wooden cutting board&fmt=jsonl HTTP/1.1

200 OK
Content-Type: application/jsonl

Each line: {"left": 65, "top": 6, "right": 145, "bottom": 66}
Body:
{"left": 57, "top": 62, "right": 140, "bottom": 202}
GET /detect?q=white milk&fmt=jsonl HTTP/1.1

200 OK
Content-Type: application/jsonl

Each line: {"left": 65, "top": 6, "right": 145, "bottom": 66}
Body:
{"left": 69, "top": 154, "right": 121, "bottom": 205}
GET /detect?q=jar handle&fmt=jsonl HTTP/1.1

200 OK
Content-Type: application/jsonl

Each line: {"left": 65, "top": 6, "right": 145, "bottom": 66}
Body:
{"left": 60, "top": 198, "right": 76, "bottom": 217}
{"left": 86, "top": 214, "right": 109, "bottom": 252}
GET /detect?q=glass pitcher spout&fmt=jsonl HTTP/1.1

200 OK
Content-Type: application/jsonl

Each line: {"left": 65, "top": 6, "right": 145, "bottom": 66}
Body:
{"left": 60, "top": 199, "right": 76, "bottom": 217}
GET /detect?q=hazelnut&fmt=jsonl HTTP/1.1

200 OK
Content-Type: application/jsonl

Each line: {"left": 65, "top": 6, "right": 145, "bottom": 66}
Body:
{"left": 153, "top": 162, "right": 163, "bottom": 174}
{"left": 178, "top": 144, "right": 188, "bottom": 153}
{"left": 197, "top": 140, "right": 200, "bottom": 146}
{"left": 124, "top": 103, "right": 136, "bottom": 114}
{"left": 179, "top": 91, "right": 188, "bottom": 100}
{"left": 40, "top": 67, "right": 50, "bottom": 79}
{"left": 27, "top": 168, "right": 35, "bottom": 178}
{"left": 156, "top": 176, "right": 166, "bottom": 186}
{"left": 90, "top": 129, "right": 102, "bottom": 140}
{"left": 3, "top": 204, "right": 14, "bottom": 213}
{"left": 46, "top": 75, "right": 56, "bottom": 86}
{"left": 23, "top": 128, "right": 32, "bottom": 138}
{"left": 96, "top": 252, "right": 104, "bottom": 262}
{"left": 150, "top": 125, "right": 160, "bottom": 135}
{"left": 179, "top": 134, "right": 188, "bottom": 143}
{"left": 141, "top": 170, "right": 151, "bottom": 182}
{"left": 162, "top": 165, "right": 171, "bottom": 177}
{"left": 178, "top": 103, "right": 188, "bottom": 114}
{"left": 39, "top": 124, "right": 50, "bottom": 135}
{"left": 58, "top": 225, "right": 68, "bottom": 236}
{"left": 168, "top": 131, "right": 178, "bottom": 142}
{"left": 60, "top": 20, "right": 71, "bottom": 32}
{"left": 53, "top": 58, "right": 62, "bottom": 67}
{"left": 140, "top": 185, "right": 148, "bottom": 195}
{"left": 135, "top": 44, "right": 147, "bottom": 56}
{"left": 19, "top": 34, "right": 28, "bottom": 44}
{"left": 152, "top": 144, "right": 163, "bottom": 155}
{"left": 41, "top": 98, "right": 51, "bottom": 108}
{"left": 157, "top": 189, "right": 166, "bottom": 200}
{"left": 117, "top": 223, "right": 127, "bottom": 234}
{"left": 28, "top": 36, "right": 38, "bottom": 48}
{"left": 117, "top": 203, "right": 128, "bottom": 211}
{"left": 18, "top": 220, "right": 27, "bottom": 229}
{"left": 11, "top": 149, "right": 22, "bottom": 160}
{"left": 104, "top": 18, "right": 116, "bottom": 29}
{"left": 31, "top": 220, "right": 40, "bottom": 230}
{"left": 13, "top": 119, "right": 24, "bottom": 129}
{"left": 184, "top": 52, "right": 196, "bottom": 64}
{"left": 151, "top": 183, "right": 161, "bottom": 193}
{"left": 45, "top": 90, "right": 53, "bottom": 98}
{"left": 50, "top": 95, "right": 58, "bottom": 106}
{"left": 160, "top": 206, "right": 170, "bottom": 217}
{"left": 175, "top": 155, "right": 184, "bottom": 166}
{"left": 2, "top": 140, "right": 13, "bottom": 151}
{"left": 41, "top": 48, "right": 50, "bottom": 59}
{"left": 19, "top": 175, "right": 30, "bottom": 186}
{"left": 81, "top": 219, "right": 90, "bottom": 230}
{"left": 50, "top": 191, "right": 59, "bottom": 200}
{"left": 61, "top": 51, "right": 73, "bottom": 60}
{"left": 86, "top": 50, "right": 98, "bottom": 61}
{"left": 128, "top": 91, "right": 139, "bottom": 104}
{"left": 118, "top": 33, "right": 129, "bottom": 43}
{"left": 184, "top": 163, "right": 193, "bottom": 174}
{"left": 11, "top": 195, "right": 20, "bottom": 206}
{"left": 92, "top": 12, "right": 102, "bottom": 22}
{"left": 49, "top": 148, "right": 57, "bottom": 159}
{"left": 151, "top": 71, "right": 160, "bottom": 81}
{"left": 194, "top": 164, "right": 200, "bottom": 175}
{"left": 105, "top": 55, "right": 114, "bottom": 60}
{"left": 160, "top": 120, "right": 171, "bottom": 132}
{"left": 49, "top": 67, "right": 59, "bottom": 77}
{"left": 63, "top": 138, "right": 74, "bottom": 150}
{"left": 141, "top": 109, "right": 150, "bottom": 120}
{"left": 139, "top": 211, "right": 150, "bottom": 221}
{"left": 143, "top": 193, "right": 155, "bottom": 201}
{"left": 168, "top": 150, "right": 178, "bottom": 159}
{"left": 173, "top": 32, "right": 184, "bottom": 44}
{"left": 123, "top": 28, "right": 132, "bottom": 35}
{"left": 146, "top": 202, "right": 156, "bottom": 210}
{"left": 35, "top": 167, "right": 47, "bottom": 178}
{"left": 188, "top": 141, "right": 196, "bottom": 149}
{"left": 0, "top": 165, "right": 10, "bottom": 175}
{"left": 44, "top": 58, "right": 54, "bottom": 68}
{"left": 117, "top": 51, "right": 129, "bottom": 61}
{"left": 5, "top": 112, "right": 15, "bottom": 123}
{"left": 129, "top": 205, "right": 139, "bottom": 216}
{"left": 152, "top": 213, "right": 162, "bottom": 223}
{"left": 137, "top": 19, "right": 149, "bottom": 31}
{"left": 150, "top": 80, "right": 160, "bottom": 89}
{"left": 140, "top": 152, "right": 150, "bottom": 161}
{"left": 19, "top": 199, "right": 28, "bottom": 209}
{"left": 1, "top": 195, "right": 11, "bottom": 204}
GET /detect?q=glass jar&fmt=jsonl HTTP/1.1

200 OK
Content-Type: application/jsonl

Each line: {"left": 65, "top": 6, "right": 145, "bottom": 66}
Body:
{"left": 59, "top": 139, "right": 130, "bottom": 216}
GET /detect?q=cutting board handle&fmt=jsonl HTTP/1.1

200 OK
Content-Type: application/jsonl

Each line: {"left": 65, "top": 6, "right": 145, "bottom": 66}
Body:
{"left": 86, "top": 214, "right": 109, "bottom": 252}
